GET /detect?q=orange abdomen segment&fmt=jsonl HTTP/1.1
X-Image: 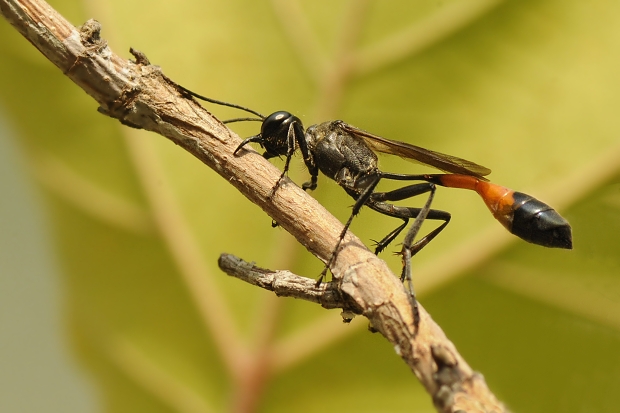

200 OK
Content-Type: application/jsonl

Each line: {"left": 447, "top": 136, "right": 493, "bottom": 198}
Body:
{"left": 436, "top": 174, "right": 516, "bottom": 231}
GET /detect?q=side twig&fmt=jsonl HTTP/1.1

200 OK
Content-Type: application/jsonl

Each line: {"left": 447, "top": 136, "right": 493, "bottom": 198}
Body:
{"left": 0, "top": 0, "right": 506, "bottom": 411}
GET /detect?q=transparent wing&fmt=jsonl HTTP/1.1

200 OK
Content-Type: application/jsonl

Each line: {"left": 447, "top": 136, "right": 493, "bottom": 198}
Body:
{"left": 338, "top": 122, "right": 492, "bottom": 179}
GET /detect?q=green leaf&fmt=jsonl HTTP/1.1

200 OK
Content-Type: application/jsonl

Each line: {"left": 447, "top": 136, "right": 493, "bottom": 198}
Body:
{"left": 2, "top": 0, "right": 620, "bottom": 412}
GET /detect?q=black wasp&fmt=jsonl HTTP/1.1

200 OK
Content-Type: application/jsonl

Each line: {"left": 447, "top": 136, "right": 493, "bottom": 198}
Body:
{"left": 179, "top": 86, "right": 572, "bottom": 325}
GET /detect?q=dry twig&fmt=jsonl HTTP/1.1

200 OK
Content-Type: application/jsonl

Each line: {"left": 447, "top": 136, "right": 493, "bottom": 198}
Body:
{"left": 0, "top": 0, "right": 506, "bottom": 411}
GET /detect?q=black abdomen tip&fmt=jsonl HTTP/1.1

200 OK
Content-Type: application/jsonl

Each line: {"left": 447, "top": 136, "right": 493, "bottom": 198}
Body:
{"left": 511, "top": 193, "right": 573, "bottom": 249}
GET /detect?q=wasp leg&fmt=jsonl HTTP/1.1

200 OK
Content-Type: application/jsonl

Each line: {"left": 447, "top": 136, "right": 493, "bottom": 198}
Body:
{"left": 316, "top": 173, "right": 382, "bottom": 286}
{"left": 399, "top": 185, "right": 438, "bottom": 331}
{"left": 367, "top": 183, "right": 450, "bottom": 254}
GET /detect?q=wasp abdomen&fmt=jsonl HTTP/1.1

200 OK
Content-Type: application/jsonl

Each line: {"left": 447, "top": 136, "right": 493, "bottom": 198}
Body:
{"left": 510, "top": 192, "right": 572, "bottom": 249}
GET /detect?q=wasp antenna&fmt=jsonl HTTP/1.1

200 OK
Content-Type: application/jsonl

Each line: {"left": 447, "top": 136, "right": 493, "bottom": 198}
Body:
{"left": 223, "top": 117, "right": 264, "bottom": 124}
{"left": 177, "top": 85, "right": 265, "bottom": 119}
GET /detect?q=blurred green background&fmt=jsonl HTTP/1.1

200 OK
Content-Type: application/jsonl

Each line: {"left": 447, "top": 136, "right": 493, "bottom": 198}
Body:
{"left": 1, "top": 0, "right": 620, "bottom": 412}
